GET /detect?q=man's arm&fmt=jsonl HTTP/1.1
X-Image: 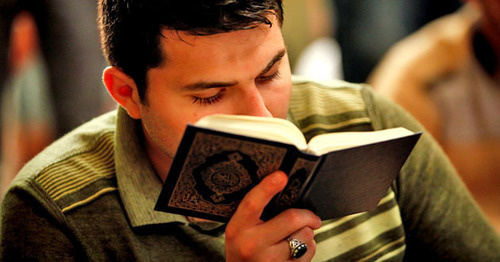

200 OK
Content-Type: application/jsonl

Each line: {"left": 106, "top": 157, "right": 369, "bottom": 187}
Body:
{"left": 365, "top": 89, "right": 500, "bottom": 261}
{"left": 367, "top": 7, "right": 477, "bottom": 140}
{"left": 0, "top": 185, "right": 80, "bottom": 260}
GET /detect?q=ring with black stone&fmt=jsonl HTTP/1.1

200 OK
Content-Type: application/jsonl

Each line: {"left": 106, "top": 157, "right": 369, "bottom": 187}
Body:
{"left": 288, "top": 237, "right": 307, "bottom": 259}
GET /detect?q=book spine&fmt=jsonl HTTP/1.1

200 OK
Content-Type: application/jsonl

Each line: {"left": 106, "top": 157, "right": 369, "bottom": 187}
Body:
{"left": 262, "top": 152, "right": 321, "bottom": 220}
{"left": 295, "top": 155, "right": 325, "bottom": 205}
{"left": 295, "top": 155, "right": 326, "bottom": 210}
{"left": 278, "top": 149, "right": 300, "bottom": 174}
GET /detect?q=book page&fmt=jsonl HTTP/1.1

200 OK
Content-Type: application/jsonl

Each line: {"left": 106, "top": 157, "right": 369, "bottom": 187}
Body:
{"left": 308, "top": 127, "right": 414, "bottom": 155}
{"left": 195, "top": 114, "right": 308, "bottom": 150}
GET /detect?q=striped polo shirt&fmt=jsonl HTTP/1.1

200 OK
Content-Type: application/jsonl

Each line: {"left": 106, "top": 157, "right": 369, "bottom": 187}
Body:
{"left": 3, "top": 78, "right": 498, "bottom": 260}
{"left": 4, "top": 79, "right": 404, "bottom": 261}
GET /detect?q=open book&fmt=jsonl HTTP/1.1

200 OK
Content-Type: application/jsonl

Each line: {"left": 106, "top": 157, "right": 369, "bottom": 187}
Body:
{"left": 155, "top": 114, "right": 421, "bottom": 222}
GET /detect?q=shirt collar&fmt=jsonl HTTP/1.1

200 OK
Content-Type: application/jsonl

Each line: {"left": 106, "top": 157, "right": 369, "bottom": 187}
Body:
{"left": 114, "top": 107, "right": 189, "bottom": 227}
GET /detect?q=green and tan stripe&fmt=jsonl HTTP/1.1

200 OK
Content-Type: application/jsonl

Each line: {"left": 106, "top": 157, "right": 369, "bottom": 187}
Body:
{"left": 313, "top": 191, "right": 404, "bottom": 261}
{"left": 290, "top": 83, "right": 372, "bottom": 137}
{"left": 299, "top": 115, "right": 371, "bottom": 135}
{"left": 290, "top": 84, "right": 366, "bottom": 120}
{"left": 314, "top": 191, "right": 396, "bottom": 236}
{"left": 41, "top": 152, "right": 114, "bottom": 200}
{"left": 327, "top": 228, "right": 406, "bottom": 262}
{"left": 36, "top": 132, "right": 116, "bottom": 201}
{"left": 315, "top": 193, "right": 399, "bottom": 242}
{"left": 61, "top": 187, "right": 118, "bottom": 213}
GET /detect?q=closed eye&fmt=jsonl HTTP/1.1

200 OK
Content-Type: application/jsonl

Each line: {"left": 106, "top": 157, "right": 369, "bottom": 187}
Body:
{"left": 256, "top": 71, "right": 281, "bottom": 84}
{"left": 192, "top": 89, "right": 225, "bottom": 106}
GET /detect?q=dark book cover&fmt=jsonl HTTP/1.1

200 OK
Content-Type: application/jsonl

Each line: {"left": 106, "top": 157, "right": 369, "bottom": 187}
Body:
{"left": 154, "top": 125, "right": 421, "bottom": 223}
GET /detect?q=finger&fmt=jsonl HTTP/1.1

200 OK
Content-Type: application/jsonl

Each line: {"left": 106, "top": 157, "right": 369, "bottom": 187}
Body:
{"left": 229, "top": 171, "right": 288, "bottom": 228}
{"left": 290, "top": 228, "right": 317, "bottom": 261}
{"left": 255, "top": 208, "right": 322, "bottom": 244}
{"left": 270, "top": 227, "right": 317, "bottom": 261}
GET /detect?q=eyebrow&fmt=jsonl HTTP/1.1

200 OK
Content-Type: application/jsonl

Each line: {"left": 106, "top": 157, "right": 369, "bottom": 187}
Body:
{"left": 260, "top": 48, "right": 286, "bottom": 76}
{"left": 182, "top": 48, "right": 287, "bottom": 91}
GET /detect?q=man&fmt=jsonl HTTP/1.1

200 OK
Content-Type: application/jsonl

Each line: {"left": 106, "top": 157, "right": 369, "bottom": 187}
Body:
{"left": 368, "top": 0, "right": 500, "bottom": 231}
{"left": 1, "top": 0, "right": 499, "bottom": 260}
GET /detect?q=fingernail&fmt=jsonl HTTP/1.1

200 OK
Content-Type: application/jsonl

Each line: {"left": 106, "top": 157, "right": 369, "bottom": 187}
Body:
{"left": 271, "top": 171, "right": 285, "bottom": 186}
{"left": 315, "top": 216, "right": 322, "bottom": 225}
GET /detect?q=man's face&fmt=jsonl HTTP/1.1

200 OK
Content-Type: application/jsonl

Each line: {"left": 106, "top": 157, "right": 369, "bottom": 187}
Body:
{"left": 138, "top": 18, "right": 292, "bottom": 172}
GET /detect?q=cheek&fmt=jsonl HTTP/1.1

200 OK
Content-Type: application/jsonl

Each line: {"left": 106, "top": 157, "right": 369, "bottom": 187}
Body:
{"left": 266, "top": 79, "right": 292, "bottom": 119}
{"left": 271, "top": 58, "right": 293, "bottom": 118}
{"left": 142, "top": 112, "right": 179, "bottom": 156}
{"left": 140, "top": 103, "right": 195, "bottom": 158}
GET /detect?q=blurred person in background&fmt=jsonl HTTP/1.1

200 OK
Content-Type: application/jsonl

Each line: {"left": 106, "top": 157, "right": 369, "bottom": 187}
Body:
{"left": 332, "top": 0, "right": 462, "bottom": 83}
{"left": 0, "top": 1, "right": 55, "bottom": 197}
{"left": 282, "top": 0, "right": 343, "bottom": 81}
{"left": 0, "top": 0, "right": 112, "bottom": 196}
{"left": 283, "top": 0, "right": 463, "bottom": 84}
{"left": 368, "top": 0, "right": 500, "bottom": 231}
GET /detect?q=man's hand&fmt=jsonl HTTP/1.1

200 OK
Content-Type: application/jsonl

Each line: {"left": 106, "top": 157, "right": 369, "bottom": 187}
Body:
{"left": 225, "top": 171, "right": 322, "bottom": 261}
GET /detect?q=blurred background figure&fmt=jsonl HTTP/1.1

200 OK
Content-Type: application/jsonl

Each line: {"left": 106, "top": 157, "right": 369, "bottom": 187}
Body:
{"left": 0, "top": 9, "right": 55, "bottom": 197}
{"left": 283, "top": 0, "right": 343, "bottom": 81}
{"left": 0, "top": 0, "right": 113, "bottom": 196}
{"left": 333, "top": 0, "right": 462, "bottom": 83}
{"left": 368, "top": 0, "right": 500, "bottom": 231}
{"left": 283, "top": 0, "right": 462, "bottom": 83}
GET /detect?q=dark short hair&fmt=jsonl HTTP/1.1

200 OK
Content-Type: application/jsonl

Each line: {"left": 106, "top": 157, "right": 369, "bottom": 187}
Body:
{"left": 98, "top": 0, "right": 283, "bottom": 102}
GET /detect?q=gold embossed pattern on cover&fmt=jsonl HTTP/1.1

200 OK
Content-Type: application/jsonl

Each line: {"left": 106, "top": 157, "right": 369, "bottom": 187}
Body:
{"left": 168, "top": 132, "right": 288, "bottom": 218}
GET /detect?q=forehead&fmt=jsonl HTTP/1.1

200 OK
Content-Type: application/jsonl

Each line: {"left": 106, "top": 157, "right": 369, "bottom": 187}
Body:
{"left": 160, "top": 24, "right": 283, "bottom": 59}
{"left": 151, "top": 20, "right": 285, "bottom": 82}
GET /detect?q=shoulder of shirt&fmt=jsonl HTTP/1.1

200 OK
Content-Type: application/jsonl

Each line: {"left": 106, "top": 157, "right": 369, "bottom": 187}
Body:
{"left": 290, "top": 76, "right": 375, "bottom": 139}
{"left": 11, "top": 110, "right": 118, "bottom": 213}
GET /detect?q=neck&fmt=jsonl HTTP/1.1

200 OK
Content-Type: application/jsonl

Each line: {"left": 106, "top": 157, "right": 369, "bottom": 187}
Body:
{"left": 142, "top": 126, "right": 173, "bottom": 182}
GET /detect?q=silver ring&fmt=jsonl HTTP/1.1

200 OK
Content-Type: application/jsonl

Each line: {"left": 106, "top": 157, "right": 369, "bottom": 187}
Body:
{"left": 288, "top": 237, "right": 307, "bottom": 259}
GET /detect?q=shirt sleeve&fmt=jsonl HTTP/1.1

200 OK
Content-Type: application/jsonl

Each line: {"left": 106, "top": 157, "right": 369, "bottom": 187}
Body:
{"left": 362, "top": 87, "right": 500, "bottom": 261}
{"left": 0, "top": 183, "right": 80, "bottom": 260}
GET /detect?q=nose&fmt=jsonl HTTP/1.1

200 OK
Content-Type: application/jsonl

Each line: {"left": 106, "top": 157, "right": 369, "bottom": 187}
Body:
{"left": 237, "top": 85, "right": 272, "bottom": 117}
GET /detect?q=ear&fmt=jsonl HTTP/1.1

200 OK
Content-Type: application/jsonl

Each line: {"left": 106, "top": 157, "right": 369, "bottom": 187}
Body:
{"left": 102, "top": 66, "right": 142, "bottom": 119}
